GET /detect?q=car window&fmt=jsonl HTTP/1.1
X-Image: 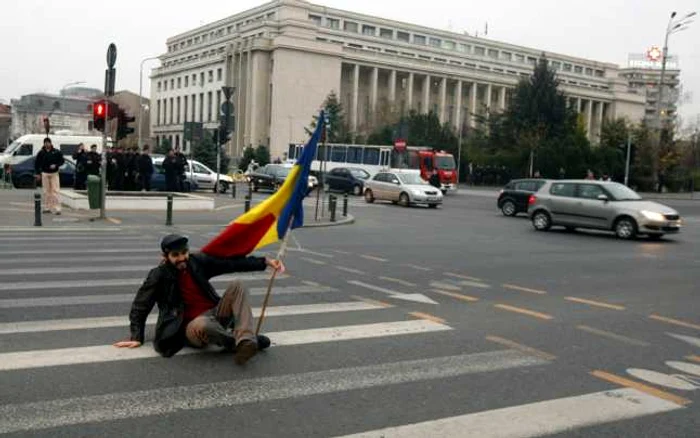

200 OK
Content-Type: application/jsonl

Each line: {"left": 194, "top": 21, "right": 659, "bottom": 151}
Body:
{"left": 330, "top": 168, "right": 341, "bottom": 175}
{"left": 549, "top": 183, "right": 576, "bottom": 197}
{"left": 16, "top": 144, "right": 33, "bottom": 156}
{"left": 577, "top": 184, "right": 605, "bottom": 200}
{"left": 388, "top": 174, "right": 401, "bottom": 184}
{"left": 350, "top": 169, "right": 370, "bottom": 179}
{"left": 373, "top": 173, "right": 387, "bottom": 182}
{"left": 516, "top": 181, "right": 535, "bottom": 191}
{"left": 193, "top": 163, "right": 209, "bottom": 173}
{"left": 504, "top": 182, "right": 515, "bottom": 190}
{"left": 534, "top": 180, "right": 547, "bottom": 190}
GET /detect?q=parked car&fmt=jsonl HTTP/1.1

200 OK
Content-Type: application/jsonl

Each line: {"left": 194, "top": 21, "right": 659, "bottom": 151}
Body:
{"left": 249, "top": 164, "right": 318, "bottom": 193}
{"left": 152, "top": 157, "right": 231, "bottom": 193}
{"left": 528, "top": 180, "right": 682, "bottom": 240}
{"left": 324, "top": 167, "right": 371, "bottom": 195}
{"left": 364, "top": 169, "right": 442, "bottom": 208}
{"left": 11, "top": 156, "right": 76, "bottom": 189}
{"left": 497, "top": 178, "right": 549, "bottom": 216}
{"left": 152, "top": 159, "right": 199, "bottom": 192}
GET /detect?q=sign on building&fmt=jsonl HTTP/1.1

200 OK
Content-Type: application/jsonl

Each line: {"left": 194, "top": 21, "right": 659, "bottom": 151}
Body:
{"left": 628, "top": 46, "right": 679, "bottom": 69}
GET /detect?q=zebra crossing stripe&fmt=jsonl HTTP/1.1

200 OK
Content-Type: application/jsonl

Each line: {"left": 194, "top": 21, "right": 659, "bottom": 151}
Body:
{"left": 0, "top": 285, "right": 334, "bottom": 308}
{"left": 333, "top": 388, "right": 682, "bottom": 438}
{"left": 0, "top": 319, "right": 451, "bottom": 371}
{"left": 0, "top": 301, "right": 386, "bottom": 334}
{"left": 0, "top": 349, "right": 544, "bottom": 434}
{"left": 0, "top": 273, "right": 287, "bottom": 291}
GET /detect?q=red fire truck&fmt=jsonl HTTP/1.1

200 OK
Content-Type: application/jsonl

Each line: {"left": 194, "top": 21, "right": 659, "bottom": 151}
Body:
{"left": 390, "top": 143, "right": 458, "bottom": 193}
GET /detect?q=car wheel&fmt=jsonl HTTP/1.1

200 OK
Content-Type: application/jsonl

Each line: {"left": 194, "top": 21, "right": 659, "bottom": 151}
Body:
{"left": 501, "top": 200, "right": 516, "bottom": 216}
{"left": 364, "top": 189, "right": 374, "bottom": 203}
{"left": 352, "top": 184, "right": 362, "bottom": 196}
{"left": 399, "top": 192, "right": 410, "bottom": 207}
{"left": 217, "top": 182, "right": 229, "bottom": 193}
{"left": 532, "top": 210, "right": 551, "bottom": 231}
{"left": 183, "top": 181, "right": 192, "bottom": 193}
{"left": 614, "top": 216, "right": 638, "bottom": 240}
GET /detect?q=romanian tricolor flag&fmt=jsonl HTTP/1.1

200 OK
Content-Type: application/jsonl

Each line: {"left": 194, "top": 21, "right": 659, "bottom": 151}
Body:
{"left": 201, "top": 111, "right": 325, "bottom": 258}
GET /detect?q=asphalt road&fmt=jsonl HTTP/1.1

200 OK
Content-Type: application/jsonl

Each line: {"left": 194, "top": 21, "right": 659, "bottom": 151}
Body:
{"left": 0, "top": 189, "right": 699, "bottom": 437}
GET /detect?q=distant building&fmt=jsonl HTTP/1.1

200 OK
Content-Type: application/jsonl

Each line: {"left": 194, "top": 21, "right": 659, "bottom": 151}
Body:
{"left": 10, "top": 93, "right": 97, "bottom": 138}
{"left": 111, "top": 90, "right": 151, "bottom": 147}
{"left": 620, "top": 47, "right": 681, "bottom": 129}
{"left": 0, "top": 104, "right": 11, "bottom": 151}
{"left": 8, "top": 90, "right": 150, "bottom": 147}
{"left": 150, "top": 0, "right": 646, "bottom": 158}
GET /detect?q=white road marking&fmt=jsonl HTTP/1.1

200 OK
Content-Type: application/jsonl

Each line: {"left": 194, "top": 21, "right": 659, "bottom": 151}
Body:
{"left": 335, "top": 266, "right": 366, "bottom": 275}
{"left": 0, "top": 301, "right": 385, "bottom": 334}
{"left": 0, "top": 320, "right": 451, "bottom": 371}
{"left": 626, "top": 368, "right": 698, "bottom": 390}
{"left": 333, "top": 388, "right": 683, "bottom": 437}
{"left": 348, "top": 280, "right": 438, "bottom": 304}
{"left": 0, "top": 285, "right": 332, "bottom": 308}
{"left": 0, "top": 349, "right": 543, "bottom": 434}
{"left": 379, "top": 276, "right": 416, "bottom": 287}
{"left": 360, "top": 254, "right": 388, "bottom": 262}
{"left": 0, "top": 273, "right": 286, "bottom": 292}
{"left": 300, "top": 257, "right": 327, "bottom": 265}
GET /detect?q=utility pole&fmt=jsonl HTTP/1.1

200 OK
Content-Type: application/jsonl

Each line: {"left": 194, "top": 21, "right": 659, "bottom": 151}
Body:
{"left": 101, "top": 43, "right": 117, "bottom": 220}
{"left": 624, "top": 131, "right": 632, "bottom": 187}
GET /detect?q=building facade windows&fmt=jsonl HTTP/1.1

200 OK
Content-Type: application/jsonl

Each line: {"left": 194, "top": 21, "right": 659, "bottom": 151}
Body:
{"left": 362, "top": 25, "right": 376, "bottom": 36}
{"left": 217, "top": 68, "right": 222, "bottom": 81}
{"left": 344, "top": 21, "right": 358, "bottom": 32}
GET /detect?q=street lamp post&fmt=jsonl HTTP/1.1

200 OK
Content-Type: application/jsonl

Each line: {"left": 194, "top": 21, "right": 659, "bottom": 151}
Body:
{"left": 138, "top": 56, "right": 160, "bottom": 149}
{"left": 60, "top": 80, "right": 86, "bottom": 96}
{"left": 653, "top": 11, "right": 695, "bottom": 187}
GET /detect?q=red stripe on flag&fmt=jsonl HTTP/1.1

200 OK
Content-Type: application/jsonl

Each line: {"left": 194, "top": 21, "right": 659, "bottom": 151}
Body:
{"left": 201, "top": 213, "right": 277, "bottom": 258}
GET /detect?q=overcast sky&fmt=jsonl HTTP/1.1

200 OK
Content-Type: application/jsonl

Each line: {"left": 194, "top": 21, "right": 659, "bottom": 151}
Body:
{"left": 2, "top": 0, "right": 698, "bottom": 129}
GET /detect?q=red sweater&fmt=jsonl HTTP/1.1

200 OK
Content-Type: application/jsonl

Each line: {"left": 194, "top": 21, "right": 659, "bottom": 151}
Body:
{"left": 178, "top": 269, "right": 216, "bottom": 323}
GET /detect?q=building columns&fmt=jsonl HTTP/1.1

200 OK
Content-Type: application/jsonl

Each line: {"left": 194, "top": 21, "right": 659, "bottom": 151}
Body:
{"left": 586, "top": 99, "right": 593, "bottom": 140}
{"left": 422, "top": 74, "right": 431, "bottom": 113}
{"left": 351, "top": 63, "right": 359, "bottom": 133}
{"left": 370, "top": 66, "right": 379, "bottom": 120}
{"left": 500, "top": 87, "right": 507, "bottom": 110}
{"left": 470, "top": 82, "right": 478, "bottom": 128}
{"left": 597, "top": 100, "right": 604, "bottom": 140}
{"left": 406, "top": 72, "right": 413, "bottom": 112}
{"left": 389, "top": 70, "right": 397, "bottom": 109}
{"left": 454, "top": 80, "right": 462, "bottom": 130}
{"left": 485, "top": 83, "right": 492, "bottom": 118}
{"left": 439, "top": 77, "right": 447, "bottom": 124}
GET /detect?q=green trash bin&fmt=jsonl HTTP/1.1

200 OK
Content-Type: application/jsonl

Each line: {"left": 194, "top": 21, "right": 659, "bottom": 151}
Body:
{"left": 87, "top": 175, "right": 102, "bottom": 209}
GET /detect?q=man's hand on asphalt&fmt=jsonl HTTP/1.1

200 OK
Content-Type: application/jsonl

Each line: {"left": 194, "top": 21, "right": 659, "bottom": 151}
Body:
{"left": 113, "top": 340, "right": 142, "bottom": 348}
{"left": 266, "top": 257, "right": 286, "bottom": 274}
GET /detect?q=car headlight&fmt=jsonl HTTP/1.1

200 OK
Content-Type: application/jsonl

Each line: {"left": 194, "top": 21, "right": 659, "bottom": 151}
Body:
{"left": 641, "top": 210, "right": 665, "bottom": 221}
{"left": 411, "top": 189, "right": 422, "bottom": 196}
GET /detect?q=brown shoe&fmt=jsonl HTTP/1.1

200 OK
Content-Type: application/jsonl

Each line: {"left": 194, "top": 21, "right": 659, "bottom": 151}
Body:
{"left": 234, "top": 339, "right": 257, "bottom": 365}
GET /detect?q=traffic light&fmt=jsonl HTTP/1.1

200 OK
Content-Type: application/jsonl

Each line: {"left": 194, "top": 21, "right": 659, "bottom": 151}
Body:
{"left": 92, "top": 100, "right": 118, "bottom": 132}
{"left": 116, "top": 108, "right": 136, "bottom": 141}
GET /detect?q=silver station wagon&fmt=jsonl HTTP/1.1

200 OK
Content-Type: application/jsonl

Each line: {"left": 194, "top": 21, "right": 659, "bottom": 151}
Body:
{"left": 527, "top": 180, "right": 682, "bottom": 240}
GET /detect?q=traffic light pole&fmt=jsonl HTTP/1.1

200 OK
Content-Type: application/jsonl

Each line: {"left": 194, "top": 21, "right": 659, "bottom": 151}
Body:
{"left": 99, "top": 103, "right": 109, "bottom": 219}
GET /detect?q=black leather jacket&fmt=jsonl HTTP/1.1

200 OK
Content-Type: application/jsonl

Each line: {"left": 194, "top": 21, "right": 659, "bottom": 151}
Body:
{"left": 128, "top": 252, "right": 267, "bottom": 357}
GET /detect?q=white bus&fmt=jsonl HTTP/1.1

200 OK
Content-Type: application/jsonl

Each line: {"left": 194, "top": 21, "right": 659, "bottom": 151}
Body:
{"left": 287, "top": 143, "right": 392, "bottom": 175}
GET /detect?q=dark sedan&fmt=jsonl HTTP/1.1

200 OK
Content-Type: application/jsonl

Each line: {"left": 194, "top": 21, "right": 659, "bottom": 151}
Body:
{"left": 249, "top": 164, "right": 290, "bottom": 192}
{"left": 497, "top": 178, "right": 549, "bottom": 216}
{"left": 324, "top": 167, "right": 370, "bottom": 195}
{"left": 11, "top": 157, "right": 76, "bottom": 188}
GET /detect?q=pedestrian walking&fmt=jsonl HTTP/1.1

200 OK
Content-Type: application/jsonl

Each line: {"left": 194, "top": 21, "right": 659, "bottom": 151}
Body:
{"left": 114, "top": 234, "right": 285, "bottom": 365}
{"left": 34, "top": 137, "right": 64, "bottom": 215}
{"left": 86, "top": 144, "right": 101, "bottom": 176}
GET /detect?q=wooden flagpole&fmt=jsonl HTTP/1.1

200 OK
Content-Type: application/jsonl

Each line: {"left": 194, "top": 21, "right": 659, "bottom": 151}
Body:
{"left": 255, "top": 218, "right": 294, "bottom": 336}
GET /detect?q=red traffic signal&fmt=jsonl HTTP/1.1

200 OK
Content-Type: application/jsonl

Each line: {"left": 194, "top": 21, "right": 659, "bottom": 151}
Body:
{"left": 92, "top": 99, "right": 118, "bottom": 132}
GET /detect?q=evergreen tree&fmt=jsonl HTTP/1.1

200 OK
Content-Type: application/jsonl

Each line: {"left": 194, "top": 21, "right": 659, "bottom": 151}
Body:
{"left": 254, "top": 145, "right": 270, "bottom": 166}
{"left": 238, "top": 146, "right": 256, "bottom": 171}
{"left": 305, "top": 91, "right": 351, "bottom": 142}
{"left": 192, "top": 133, "right": 230, "bottom": 173}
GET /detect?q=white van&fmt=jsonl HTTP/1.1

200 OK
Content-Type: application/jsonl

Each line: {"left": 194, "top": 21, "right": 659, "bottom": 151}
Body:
{"left": 0, "top": 133, "right": 112, "bottom": 167}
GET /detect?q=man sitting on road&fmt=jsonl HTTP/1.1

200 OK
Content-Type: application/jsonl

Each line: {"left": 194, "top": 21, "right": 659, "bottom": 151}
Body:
{"left": 114, "top": 234, "right": 285, "bottom": 365}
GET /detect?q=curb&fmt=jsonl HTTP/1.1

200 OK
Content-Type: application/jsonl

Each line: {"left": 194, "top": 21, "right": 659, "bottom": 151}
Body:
{"left": 301, "top": 214, "right": 355, "bottom": 228}
{"left": 0, "top": 215, "right": 356, "bottom": 232}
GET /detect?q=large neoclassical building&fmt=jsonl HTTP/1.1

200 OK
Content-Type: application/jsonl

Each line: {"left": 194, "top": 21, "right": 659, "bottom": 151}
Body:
{"left": 150, "top": 0, "right": 646, "bottom": 160}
